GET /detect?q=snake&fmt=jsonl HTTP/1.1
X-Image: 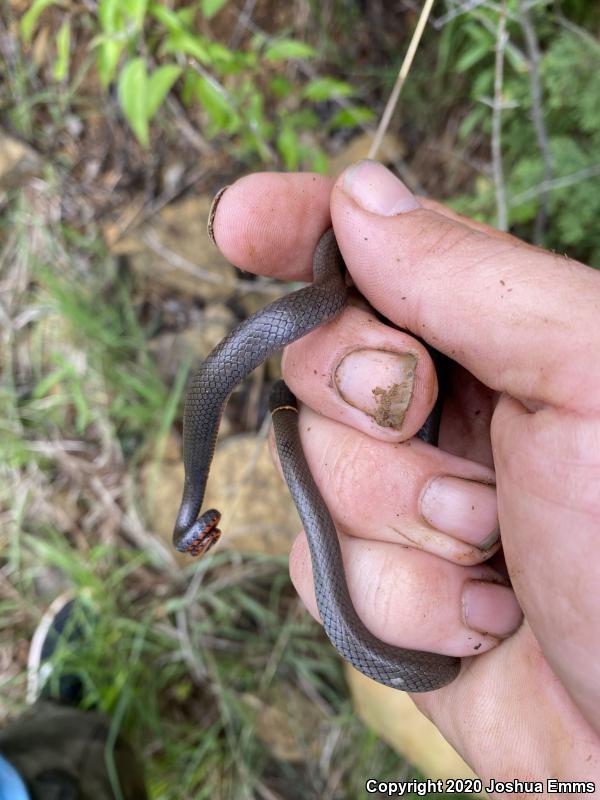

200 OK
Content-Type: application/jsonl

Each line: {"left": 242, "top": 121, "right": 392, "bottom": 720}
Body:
{"left": 172, "top": 227, "right": 461, "bottom": 692}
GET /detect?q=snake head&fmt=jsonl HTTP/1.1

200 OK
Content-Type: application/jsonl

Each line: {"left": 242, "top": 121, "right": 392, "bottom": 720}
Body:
{"left": 176, "top": 508, "right": 222, "bottom": 557}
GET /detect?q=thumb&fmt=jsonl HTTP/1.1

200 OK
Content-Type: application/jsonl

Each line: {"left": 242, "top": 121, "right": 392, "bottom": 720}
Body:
{"left": 331, "top": 160, "right": 600, "bottom": 413}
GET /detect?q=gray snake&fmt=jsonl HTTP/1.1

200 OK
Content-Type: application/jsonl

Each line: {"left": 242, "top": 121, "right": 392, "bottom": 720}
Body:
{"left": 173, "top": 228, "right": 461, "bottom": 692}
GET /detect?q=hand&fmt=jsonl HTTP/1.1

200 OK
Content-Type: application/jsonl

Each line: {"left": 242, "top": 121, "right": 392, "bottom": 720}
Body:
{"left": 208, "top": 161, "right": 600, "bottom": 787}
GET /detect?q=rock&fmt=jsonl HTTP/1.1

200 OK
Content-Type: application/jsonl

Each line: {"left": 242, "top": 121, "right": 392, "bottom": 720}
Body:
{"left": 149, "top": 303, "right": 236, "bottom": 384}
{"left": 148, "top": 431, "right": 299, "bottom": 559}
{"left": 346, "top": 668, "right": 483, "bottom": 789}
{"left": 234, "top": 284, "right": 287, "bottom": 319}
{"left": 107, "top": 195, "right": 237, "bottom": 300}
{"left": 0, "top": 133, "right": 42, "bottom": 189}
{"left": 203, "top": 433, "right": 299, "bottom": 555}
{"left": 160, "top": 160, "right": 187, "bottom": 196}
{"left": 242, "top": 686, "right": 326, "bottom": 763}
{"left": 143, "top": 432, "right": 195, "bottom": 566}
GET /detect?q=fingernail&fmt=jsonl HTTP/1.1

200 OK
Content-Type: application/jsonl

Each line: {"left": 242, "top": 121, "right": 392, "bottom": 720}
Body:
{"left": 463, "top": 580, "right": 522, "bottom": 638}
{"left": 334, "top": 349, "right": 417, "bottom": 429}
{"left": 420, "top": 476, "right": 499, "bottom": 550}
{"left": 207, "top": 185, "right": 229, "bottom": 245}
{"left": 341, "top": 160, "right": 421, "bottom": 216}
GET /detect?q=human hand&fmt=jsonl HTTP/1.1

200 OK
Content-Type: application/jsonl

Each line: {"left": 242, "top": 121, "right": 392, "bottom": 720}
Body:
{"left": 208, "top": 161, "right": 600, "bottom": 787}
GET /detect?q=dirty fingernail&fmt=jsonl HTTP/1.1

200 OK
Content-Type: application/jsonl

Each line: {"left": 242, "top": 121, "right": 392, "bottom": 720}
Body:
{"left": 207, "top": 185, "right": 229, "bottom": 245}
{"left": 341, "top": 160, "right": 421, "bottom": 216}
{"left": 334, "top": 349, "right": 417, "bottom": 429}
{"left": 420, "top": 476, "right": 499, "bottom": 550}
{"left": 463, "top": 580, "right": 522, "bottom": 638}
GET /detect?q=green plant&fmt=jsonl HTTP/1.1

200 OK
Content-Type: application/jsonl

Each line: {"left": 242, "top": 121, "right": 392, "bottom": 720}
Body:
{"left": 436, "top": 1, "right": 600, "bottom": 265}
{"left": 17, "top": 0, "right": 374, "bottom": 170}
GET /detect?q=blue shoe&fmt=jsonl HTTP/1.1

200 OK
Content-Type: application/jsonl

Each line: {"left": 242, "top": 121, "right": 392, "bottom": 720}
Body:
{"left": 0, "top": 754, "right": 29, "bottom": 800}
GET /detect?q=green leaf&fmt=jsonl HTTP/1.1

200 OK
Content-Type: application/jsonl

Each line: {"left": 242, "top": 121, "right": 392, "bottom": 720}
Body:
{"left": 98, "top": 0, "right": 121, "bottom": 33}
{"left": 118, "top": 58, "right": 149, "bottom": 147}
{"left": 329, "top": 105, "right": 375, "bottom": 128}
{"left": 72, "top": 381, "right": 92, "bottom": 433}
{"left": 277, "top": 126, "right": 300, "bottom": 170}
{"left": 285, "top": 109, "right": 319, "bottom": 129}
{"left": 177, "top": 7, "right": 196, "bottom": 27}
{"left": 146, "top": 64, "right": 181, "bottom": 120}
{"left": 195, "top": 74, "right": 238, "bottom": 131}
{"left": 20, "top": 0, "right": 64, "bottom": 44}
{"left": 459, "top": 104, "right": 486, "bottom": 140}
{"left": 122, "top": 0, "right": 148, "bottom": 30}
{"left": 309, "top": 148, "right": 328, "bottom": 174}
{"left": 264, "top": 39, "right": 316, "bottom": 61}
{"left": 455, "top": 42, "right": 489, "bottom": 73}
{"left": 505, "top": 41, "right": 527, "bottom": 73}
{"left": 207, "top": 41, "right": 235, "bottom": 65}
{"left": 33, "top": 364, "right": 72, "bottom": 399}
{"left": 218, "top": 49, "right": 254, "bottom": 74}
{"left": 303, "top": 77, "right": 354, "bottom": 101}
{"left": 95, "top": 0, "right": 128, "bottom": 84}
{"left": 270, "top": 76, "right": 292, "bottom": 98}
{"left": 162, "top": 30, "right": 210, "bottom": 63}
{"left": 53, "top": 18, "right": 71, "bottom": 81}
{"left": 148, "top": 3, "right": 184, "bottom": 32}
{"left": 245, "top": 89, "right": 271, "bottom": 139}
{"left": 181, "top": 69, "right": 197, "bottom": 106}
{"left": 201, "top": 0, "right": 229, "bottom": 19}
{"left": 95, "top": 36, "right": 126, "bottom": 87}
{"left": 471, "top": 68, "right": 493, "bottom": 99}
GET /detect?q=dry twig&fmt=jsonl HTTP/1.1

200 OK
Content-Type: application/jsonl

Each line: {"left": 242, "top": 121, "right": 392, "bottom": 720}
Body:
{"left": 518, "top": 0, "right": 553, "bottom": 243}
{"left": 368, "top": 0, "right": 437, "bottom": 160}
{"left": 509, "top": 163, "right": 600, "bottom": 206}
{"left": 432, "top": 0, "right": 488, "bottom": 28}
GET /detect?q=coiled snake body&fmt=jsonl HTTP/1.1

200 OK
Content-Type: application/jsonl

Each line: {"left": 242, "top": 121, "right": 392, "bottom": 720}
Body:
{"left": 173, "top": 229, "right": 461, "bottom": 691}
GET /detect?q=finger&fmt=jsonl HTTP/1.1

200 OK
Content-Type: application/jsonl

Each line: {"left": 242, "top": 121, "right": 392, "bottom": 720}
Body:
{"left": 289, "top": 530, "right": 522, "bottom": 656}
{"left": 209, "top": 172, "right": 334, "bottom": 280}
{"left": 272, "top": 404, "right": 500, "bottom": 563}
{"left": 414, "top": 622, "right": 600, "bottom": 783}
{"left": 491, "top": 396, "right": 600, "bottom": 731}
{"left": 282, "top": 303, "right": 440, "bottom": 442}
{"left": 283, "top": 299, "right": 496, "bottom": 463}
{"left": 207, "top": 174, "right": 522, "bottom": 282}
{"left": 331, "top": 160, "right": 600, "bottom": 412}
